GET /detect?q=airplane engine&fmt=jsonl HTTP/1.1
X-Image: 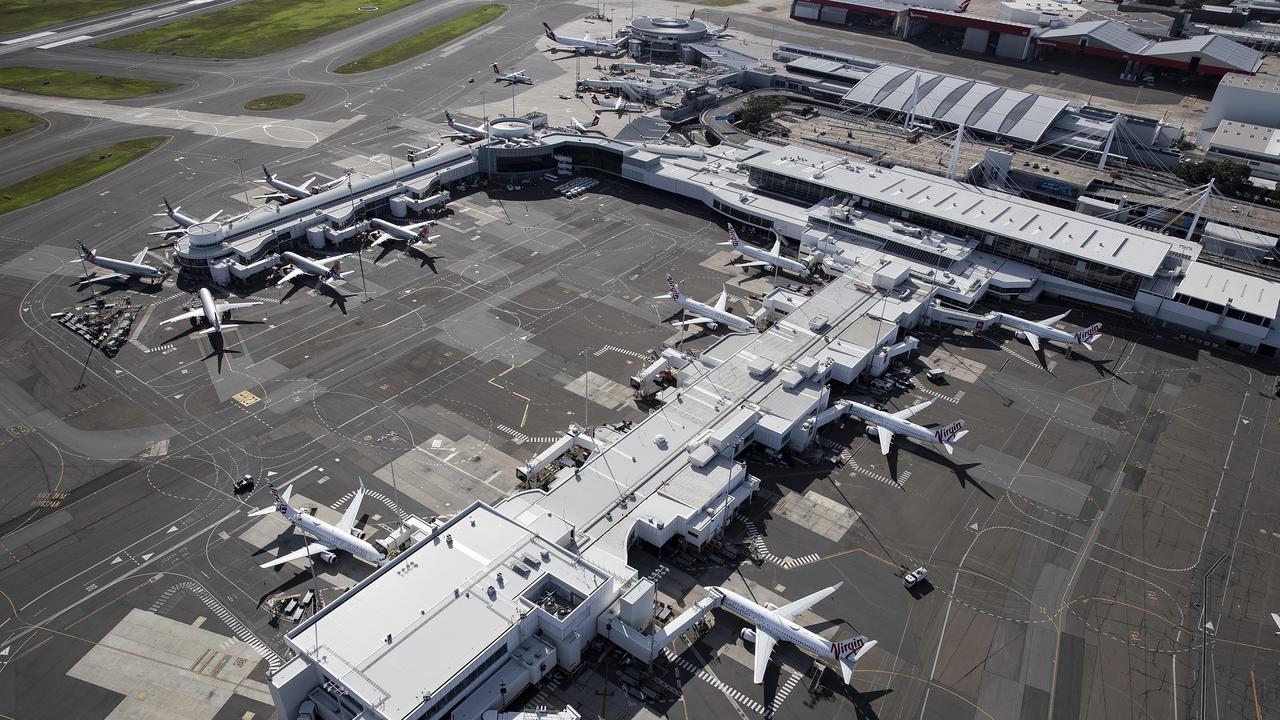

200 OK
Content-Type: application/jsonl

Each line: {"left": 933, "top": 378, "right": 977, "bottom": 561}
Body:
{"left": 1015, "top": 330, "right": 1027, "bottom": 341}
{"left": 740, "top": 628, "right": 757, "bottom": 644}
{"left": 319, "top": 550, "right": 338, "bottom": 564}
{"left": 764, "top": 602, "right": 778, "bottom": 611}
{"left": 866, "top": 426, "right": 880, "bottom": 439}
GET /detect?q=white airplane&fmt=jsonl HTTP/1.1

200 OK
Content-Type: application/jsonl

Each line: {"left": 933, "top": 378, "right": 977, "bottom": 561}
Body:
{"left": 710, "top": 583, "right": 877, "bottom": 684}
{"left": 256, "top": 165, "right": 317, "bottom": 202}
{"left": 368, "top": 217, "right": 440, "bottom": 248}
{"left": 984, "top": 311, "right": 1103, "bottom": 353}
{"left": 276, "top": 250, "right": 353, "bottom": 287}
{"left": 160, "top": 287, "right": 262, "bottom": 336}
{"left": 248, "top": 480, "right": 385, "bottom": 569}
{"left": 492, "top": 63, "right": 534, "bottom": 85}
{"left": 720, "top": 226, "right": 810, "bottom": 275}
{"left": 542, "top": 21, "right": 623, "bottom": 54}
{"left": 442, "top": 110, "right": 489, "bottom": 142}
{"left": 591, "top": 94, "right": 644, "bottom": 115}
{"left": 654, "top": 274, "right": 755, "bottom": 332}
{"left": 843, "top": 397, "right": 968, "bottom": 456}
{"left": 74, "top": 241, "right": 164, "bottom": 284}
{"left": 689, "top": 10, "right": 730, "bottom": 36}
{"left": 149, "top": 198, "right": 222, "bottom": 237}
{"left": 568, "top": 114, "right": 601, "bottom": 134}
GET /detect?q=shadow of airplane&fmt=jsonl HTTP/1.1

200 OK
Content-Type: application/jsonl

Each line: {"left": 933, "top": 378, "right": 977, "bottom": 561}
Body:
{"left": 894, "top": 441, "right": 992, "bottom": 498}
{"left": 373, "top": 241, "right": 440, "bottom": 273}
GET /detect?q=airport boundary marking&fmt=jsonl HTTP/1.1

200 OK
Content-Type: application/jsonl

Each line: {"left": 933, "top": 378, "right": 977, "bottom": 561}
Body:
{"left": 742, "top": 520, "right": 822, "bottom": 570}
{"left": 594, "top": 344, "right": 650, "bottom": 360}
{"left": 496, "top": 424, "right": 560, "bottom": 445}
{"left": 176, "top": 581, "right": 283, "bottom": 673}
{"left": 819, "top": 439, "right": 909, "bottom": 488}
{"left": 662, "top": 647, "right": 769, "bottom": 716}
{"left": 331, "top": 488, "right": 409, "bottom": 521}
{"left": 907, "top": 379, "right": 965, "bottom": 404}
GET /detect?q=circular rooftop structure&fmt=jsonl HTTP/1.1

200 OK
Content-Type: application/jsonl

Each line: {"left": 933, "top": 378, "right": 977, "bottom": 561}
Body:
{"left": 628, "top": 16, "right": 709, "bottom": 42}
{"left": 487, "top": 116, "right": 533, "bottom": 139}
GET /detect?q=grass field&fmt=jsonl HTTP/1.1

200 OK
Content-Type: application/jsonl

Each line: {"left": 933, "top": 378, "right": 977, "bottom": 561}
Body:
{"left": 94, "top": 0, "right": 426, "bottom": 58}
{"left": 0, "top": 107, "right": 43, "bottom": 139}
{"left": 0, "top": 137, "right": 165, "bottom": 215}
{"left": 335, "top": 4, "right": 507, "bottom": 74}
{"left": 0, "top": 66, "right": 177, "bottom": 100}
{"left": 1, "top": 1, "right": 152, "bottom": 35}
{"left": 244, "top": 93, "right": 306, "bottom": 111}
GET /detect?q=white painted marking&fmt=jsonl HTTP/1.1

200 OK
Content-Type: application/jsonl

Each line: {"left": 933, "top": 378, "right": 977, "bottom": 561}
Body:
{"left": 167, "top": 526, "right": 178, "bottom": 533}
{"left": 36, "top": 35, "right": 94, "bottom": 49}
{"left": 140, "top": 553, "right": 153, "bottom": 561}
{"left": 2, "top": 31, "right": 55, "bottom": 45}
{"left": 111, "top": 556, "right": 122, "bottom": 564}
{"left": 0, "top": 646, "right": 9, "bottom": 656}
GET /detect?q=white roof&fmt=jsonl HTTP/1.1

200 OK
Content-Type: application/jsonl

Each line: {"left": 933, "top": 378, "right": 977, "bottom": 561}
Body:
{"left": 288, "top": 503, "right": 608, "bottom": 720}
{"left": 1143, "top": 34, "right": 1263, "bottom": 72}
{"left": 1177, "top": 261, "right": 1280, "bottom": 318}
{"left": 841, "top": 64, "right": 1070, "bottom": 143}
{"left": 744, "top": 145, "right": 1176, "bottom": 276}
{"left": 1210, "top": 119, "right": 1280, "bottom": 157}
{"left": 1037, "top": 20, "right": 1154, "bottom": 55}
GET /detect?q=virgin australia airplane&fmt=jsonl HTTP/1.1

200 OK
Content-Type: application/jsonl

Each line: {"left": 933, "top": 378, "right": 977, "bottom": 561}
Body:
{"left": 710, "top": 583, "right": 877, "bottom": 684}
{"left": 842, "top": 397, "right": 968, "bottom": 455}
{"left": 719, "top": 225, "right": 809, "bottom": 275}
{"left": 654, "top": 274, "right": 755, "bottom": 332}
{"left": 983, "top": 310, "right": 1102, "bottom": 353}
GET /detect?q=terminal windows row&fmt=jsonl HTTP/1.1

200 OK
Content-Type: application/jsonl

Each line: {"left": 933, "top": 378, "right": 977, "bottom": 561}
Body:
{"left": 1170, "top": 292, "right": 1272, "bottom": 327}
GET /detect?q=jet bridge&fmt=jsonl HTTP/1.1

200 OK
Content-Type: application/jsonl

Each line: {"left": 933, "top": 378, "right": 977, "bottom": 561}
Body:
{"left": 927, "top": 301, "right": 997, "bottom": 331}
{"left": 515, "top": 427, "right": 600, "bottom": 486}
{"left": 630, "top": 348, "right": 693, "bottom": 394}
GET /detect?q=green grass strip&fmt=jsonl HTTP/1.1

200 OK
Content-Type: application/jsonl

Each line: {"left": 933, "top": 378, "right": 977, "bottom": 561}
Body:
{"left": 0, "top": 107, "right": 43, "bottom": 139}
{"left": 94, "top": 0, "right": 427, "bottom": 59}
{"left": 0, "top": 1, "right": 154, "bottom": 35}
{"left": 0, "top": 137, "right": 166, "bottom": 215}
{"left": 335, "top": 4, "right": 508, "bottom": 74}
{"left": 244, "top": 93, "right": 306, "bottom": 111}
{"left": 0, "top": 66, "right": 177, "bottom": 100}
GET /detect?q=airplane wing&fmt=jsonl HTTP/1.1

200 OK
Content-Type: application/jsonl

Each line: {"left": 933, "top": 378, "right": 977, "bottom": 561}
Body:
{"left": 752, "top": 629, "right": 777, "bottom": 684}
{"left": 215, "top": 301, "right": 263, "bottom": 313}
{"left": 673, "top": 315, "right": 715, "bottom": 327}
{"left": 892, "top": 397, "right": 936, "bottom": 421}
{"left": 1272, "top": 612, "right": 1280, "bottom": 631}
{"left": 1025, "top": 332, "right": 1042, "bottom": 353}
{"left": 78, "top": 272, "right": 126, "bottom": 285}
{"left": 315, "top": 253, "right": 351, "bottom": 268}
{"left": 201, "top": 210, "right": 222, "bottom": 223}
{"left": 254, "top": 191, "right": 290, "bottom": 201}
{"left": 259, "top": 541, "right": 332, "bottom": 569}
{"left": 1038, "top": 311, "right": 1070, "bottom": 327}
{"left": 714, "top": 288, "right": 729, "bottom": 312}
{"left": 369, "top": 231, "right": 393, "bottom": 247}
{"left": 159, "top": 308, "right": 205, "bottom": 325}
{"left": 337, "top": 481, "right": 365, "bottom": 533}
{"left": 148, "top": 228, "right": 183, "bottom": 237}
{"left": 131, "top": 247, "right": 149, "bottom": 264}
{"left": 276, "top": 267, "right": 305, "bottom": 286}
{"left": 774, "top": 582, "right": 842, "bottom": 621}
{"left": 736, "top": 260, "right": 772, "bottom": 268}
{"left": 877, "top": 428, "right": 894, "bottom": 455}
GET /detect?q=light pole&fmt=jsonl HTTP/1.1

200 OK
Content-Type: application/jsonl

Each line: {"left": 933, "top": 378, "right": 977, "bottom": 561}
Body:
{"left": 580, "top": 350, "right": 591, "bottom": 439}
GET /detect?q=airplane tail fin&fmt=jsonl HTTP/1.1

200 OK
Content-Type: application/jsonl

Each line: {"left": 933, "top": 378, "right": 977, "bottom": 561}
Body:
{"left": 833, "top": 636, "right": 876, "bottom": 684}
{"left": 933, "top": 420, "right": 968, "bottom": 451}
{"left": 689, "top": 9, "right": 696, "bottom": 18}
{"left": 444, "top": 109, "right": 454, "bottom": 125}
{"left": 492, "top": 63, "right": 500, "bottom": 74}
{"left": 1074, "top": 323, "right": 1103, "bottom": 350}
{"left": 591, "top": 94, "right": 601, "bottom": 105}
{"left": 542, "top": 22, "right": 556, "bottom": 40}
{"left": 590, "top": 113, "right": 600, "bottom": 127}
{"left": 262, "top": 165, "right": 271, "bottom": 180}
{"left": 249, "top": 482, "right": 292, "bottom": 516}
{"left": 667, "top": 273, "right": 680, "bottom": 301}
{"left": 726, "top": 225, "right": 741, "bottom": 248}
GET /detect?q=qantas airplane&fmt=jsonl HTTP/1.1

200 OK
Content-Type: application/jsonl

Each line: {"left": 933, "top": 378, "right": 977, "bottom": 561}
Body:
{"left": 368, "top": 218, "right": 439, "bottom": 248}
{"left": 654, "top": 274, "right": 755, "bottom": 332}
{"left": 843, "top": 397, "right": 968, "bottom": 456}
{"left": 74, "top": 241, "right": 164, "bottom": 285}
{"left": 710, "top": 583, "right": 877, "bottom": 684}
{"left": 568, "top": 114, "right": 601, "bottom": 134}
{"left": 689, "top": 10, "right": 730, "bottom": 36}
{"left": 248, "top": 480, "right": 384, "bottom": 569}
{"left": 492, "top": 63, "right": 534, "bottom": 84}
{"left": 276, "top": 251, "right": 352, "bottom": 287}
{"left": 591, "top": 94, "right": 643, "bottom": 115}
{"left": 442, "top": 110, "right": 489, "bottom": 142}
{"left": 542, "top": 21, "right": 623, "bottom": 54}
{"left": 720, "top": 225, "right": 810, "bottom": 275}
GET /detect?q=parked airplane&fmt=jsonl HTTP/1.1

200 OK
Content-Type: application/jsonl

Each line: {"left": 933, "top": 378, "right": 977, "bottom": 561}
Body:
{"left": 443, "top": 110, "right": 489, "bottom": 142}
{"left": 150, "top": 198, "right": 222, "bottom": 236}
{"left": 843, "top": 397, "right": 968, "bottom": 456}
{"left": 689, "top": 10, "right": 730, "bottom": 36}
{"left": 654, "top": 274, "right": 755, "bottom": 332}
{"left": 248, "top": 480, "right": 384, "bottom": 569}
{"left": 257, "top": 166, "right": 317, "bottom": 202}
{"left": 983, "top": 311, "right": 1103, "bottom": 352}
{"left": 710, "top": 583, "right": 877, "bottom": 684}
{"left": 74, "top": 241, "right": 164, "bottom": 285}
{"left": 591, "top": 94, "right": 643, "bottom": 115}
{"left": 720, "top": 225, "right": 809, "bottom": 275}
{"left": 568, "top": 114, "right": 601, "bottom": 134}
{"left": 492, "top": 63, "right": 534, "bottom": 84}
{"left": 160, "top": 287, "right": 262, "bottom": 336}
{"left": 276, "top": 251, "right": 353, "bottom": 287}
{"left": 368, "top": 218, "right": 440, "bottom": 247}
{"left": 542, "top": 21, "right": 623, "bottom": 54}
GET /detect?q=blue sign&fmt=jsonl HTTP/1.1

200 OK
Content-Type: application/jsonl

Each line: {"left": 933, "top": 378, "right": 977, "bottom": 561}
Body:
{"left": 714, "top": 115, "right": 735, "bottom": 121}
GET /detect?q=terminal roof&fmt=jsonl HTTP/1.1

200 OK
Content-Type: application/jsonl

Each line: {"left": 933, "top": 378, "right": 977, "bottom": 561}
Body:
{"left": 1178, "top": 260, "right": 1280, "bottom": 318}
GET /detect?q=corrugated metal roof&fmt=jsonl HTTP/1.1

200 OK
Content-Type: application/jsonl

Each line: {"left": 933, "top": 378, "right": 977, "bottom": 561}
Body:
{"left": 841, "top": 64, "right": 1070, "bottom": 143}
{"left": 1142, "top": 34, "right": 1263, "bottom": 71}
{"left": 1037, "top": 19, "right": 1155, "bottom": 54}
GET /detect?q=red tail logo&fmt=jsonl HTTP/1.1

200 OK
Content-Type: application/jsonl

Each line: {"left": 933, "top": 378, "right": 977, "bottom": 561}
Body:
{"left": 542, "top": 22, "right": 556, "bottom": 40}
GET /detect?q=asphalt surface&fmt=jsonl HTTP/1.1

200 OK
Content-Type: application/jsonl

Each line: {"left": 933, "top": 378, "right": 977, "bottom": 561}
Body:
{"left": 0, "top": 1, "right": 1278, "bottom": 719}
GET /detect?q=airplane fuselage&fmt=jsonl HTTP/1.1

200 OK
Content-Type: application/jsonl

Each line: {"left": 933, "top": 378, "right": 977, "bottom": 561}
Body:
{"left": 714, "top": 588, "right": 845, "bottom": 665}
{"left": 369, "top": 218, "right": 429, "bottom": 242}
{"left": 739, "top": 243, "right": 808, "bottom": 275}
{"left": 281, "top": 251, "right": 341, "bottom": 281}
{"left": 676, "top": 296, "right": 754, "bottom": 332}
{"left": 166, "top": 206, "right": 199, "bottom": 227}
{"left": 85, "top": 251, "right": 162, "bottom": 279}
{"left": 844, "top": 400, "right": 941, "bottom": 447}
{"left": 197, "top": 287, "right": 222, "bottom": 332}
{"left": 992, "top": 312, "right": 1079, "bottom": 346}
{"left": 281, "top": 506, "right": 384, "bottom": 564}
